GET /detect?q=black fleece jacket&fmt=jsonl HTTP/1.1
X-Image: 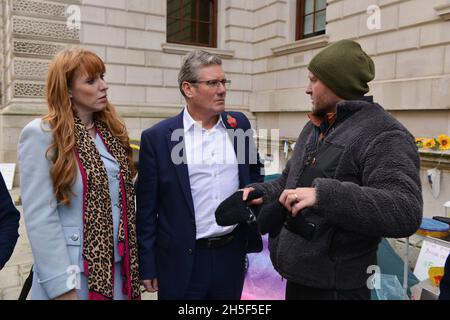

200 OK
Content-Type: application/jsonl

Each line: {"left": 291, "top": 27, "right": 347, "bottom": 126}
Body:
{"left": 249, "top": 99, "right": 423, "bottom": 290}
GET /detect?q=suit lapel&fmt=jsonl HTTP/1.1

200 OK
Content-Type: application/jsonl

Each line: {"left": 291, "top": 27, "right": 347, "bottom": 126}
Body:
{"left": 222, "top": 112, "right": 237, "bottom": 152}
{"left": 167, "top": 111, "right": 195, "bottom": 218}
{"left": 221, "top": 112, "right": 247, "bottom": 188}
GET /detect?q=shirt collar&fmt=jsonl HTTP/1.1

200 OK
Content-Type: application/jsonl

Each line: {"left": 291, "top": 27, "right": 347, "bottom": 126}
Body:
{"left": 183, "top": 106, "right": 197, "bottom": 133}
{"left": 307, "top": 112, "right": 337, "bottom": 128}
{"left": 183, "top": 106, "right": 225, "bottom": 133}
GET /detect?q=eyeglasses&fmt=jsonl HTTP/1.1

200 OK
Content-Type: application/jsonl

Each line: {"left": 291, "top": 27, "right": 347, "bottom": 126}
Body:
{"left": 190, "top": 79, "right": 231, "bottom": 89}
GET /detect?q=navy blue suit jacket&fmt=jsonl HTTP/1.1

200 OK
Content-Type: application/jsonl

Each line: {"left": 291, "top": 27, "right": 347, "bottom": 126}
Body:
{"left": 439, "top": 253, "right": 450, "bottom": 300}
{"left": 136, "top": 110, "right": 263, "bottom": 299}
{"left": 0, "top": 172, "right": 20, "bottom": 269}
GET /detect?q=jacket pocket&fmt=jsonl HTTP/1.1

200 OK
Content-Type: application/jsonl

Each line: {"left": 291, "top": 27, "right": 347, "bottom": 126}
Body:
{"left": 316, "top": 142, "right": 345, "bottom": 178}
{"left": 271, "top": 211, "right": 338, "bottom": 289}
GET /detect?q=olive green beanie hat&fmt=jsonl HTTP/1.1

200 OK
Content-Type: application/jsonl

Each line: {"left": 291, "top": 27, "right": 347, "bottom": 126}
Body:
{"left": 308, "top": 40, "right": 375, "bottom": 100}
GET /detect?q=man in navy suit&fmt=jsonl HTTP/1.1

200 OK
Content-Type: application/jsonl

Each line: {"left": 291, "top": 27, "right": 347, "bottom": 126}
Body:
{"left": 439, "top": 254, "right": 450, "bottom": 300}
{"left": 0, "top": 171, "right": 20, "bottom": 270}
{"left": 137, "top": 50, "right": 264, "bottom": 299}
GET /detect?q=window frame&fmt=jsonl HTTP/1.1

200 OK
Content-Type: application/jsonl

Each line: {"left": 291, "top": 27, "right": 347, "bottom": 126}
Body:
{"left": 166, "top": 0, "right": 218, "bottom": 48}
{"left": 295, "top": 0, "right": 326, "bottom": 41}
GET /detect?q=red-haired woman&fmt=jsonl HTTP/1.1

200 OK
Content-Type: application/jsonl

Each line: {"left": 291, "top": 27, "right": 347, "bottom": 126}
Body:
{"left": 18, "top": 48, "right": 140, "bottom": 300}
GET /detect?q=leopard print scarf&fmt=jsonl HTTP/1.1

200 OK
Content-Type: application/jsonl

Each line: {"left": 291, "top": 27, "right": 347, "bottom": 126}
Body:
{"left": 73, "top": 116, "right": 140, "bottom": 300}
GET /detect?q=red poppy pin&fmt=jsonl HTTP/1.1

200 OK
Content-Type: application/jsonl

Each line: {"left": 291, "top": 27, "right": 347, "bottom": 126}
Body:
{"left": 226, "top": 114, "right": 237, "bottom": 128}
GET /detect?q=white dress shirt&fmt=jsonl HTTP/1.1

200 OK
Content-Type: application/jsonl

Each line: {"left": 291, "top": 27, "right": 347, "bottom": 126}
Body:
{"left": 183, "top": 107, "right": 239, "bottom": 239}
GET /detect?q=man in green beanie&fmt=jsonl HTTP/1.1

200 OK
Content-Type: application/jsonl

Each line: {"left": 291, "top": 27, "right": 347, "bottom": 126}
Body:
{"left": 241, "top": 39, "right": 423, "bottom": 299}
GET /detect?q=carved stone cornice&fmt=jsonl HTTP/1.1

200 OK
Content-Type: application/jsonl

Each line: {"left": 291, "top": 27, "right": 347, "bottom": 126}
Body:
{"left": 434, "top": 4, "right": 450, "bottom": 20}
{"left": 271, "top": 34, "right": 329, "bottom": 56}
{"left": 419, "top": 150, "right": 450, "bottom": 170}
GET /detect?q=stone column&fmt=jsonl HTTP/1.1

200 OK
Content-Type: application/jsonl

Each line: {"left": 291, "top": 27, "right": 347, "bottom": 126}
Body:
{"left": 0, "top": 0, "right": 80, "bottom": 184}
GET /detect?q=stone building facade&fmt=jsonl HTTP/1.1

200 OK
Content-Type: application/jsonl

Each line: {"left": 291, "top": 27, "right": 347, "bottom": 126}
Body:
{"left": 1, "top": 0, "right": 450, "bottom": 214}
{"left": 0, "top": 0, "right": 450, "bottom": 299}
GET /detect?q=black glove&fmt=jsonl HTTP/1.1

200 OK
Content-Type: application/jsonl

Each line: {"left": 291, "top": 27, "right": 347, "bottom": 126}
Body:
{"left": 284, "top": 208, "right": 316, "bottom": 240}
{"left": 257, "top": 201, "right": 286, "bottom": 238}
{"left": 215, "top": 189, "right": 264, "bottom": 226}
{"left": 258, "top": 201, "right": 316, "bottom": 240}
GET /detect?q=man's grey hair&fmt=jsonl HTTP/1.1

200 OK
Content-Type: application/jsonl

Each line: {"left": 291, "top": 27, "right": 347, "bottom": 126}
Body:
{"left": 178, "top": 50, "right": 222, "bottom": 97}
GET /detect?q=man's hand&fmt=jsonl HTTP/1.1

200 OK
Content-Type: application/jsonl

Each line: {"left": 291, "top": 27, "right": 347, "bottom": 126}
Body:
{"left": 54, "top": 289, "right": 77, "bottom": 300}
{"left": 279, "top": 187, "right": 317, "bottom": 216}
{"left": 142, "top": 279, "right": 159, "bottom": 292}
{"left": 241, "top": 187, "right": 263, "bottom": 206}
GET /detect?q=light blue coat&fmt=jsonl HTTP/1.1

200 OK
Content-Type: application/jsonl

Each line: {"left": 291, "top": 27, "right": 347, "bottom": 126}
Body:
{"left": 18, "top": 118, "right": 126, "bottom": 300}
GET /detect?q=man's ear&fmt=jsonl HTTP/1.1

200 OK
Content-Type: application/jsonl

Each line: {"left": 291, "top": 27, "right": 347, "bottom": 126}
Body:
{"left": 182, "top": 82, "right": 194, "bottom": 99}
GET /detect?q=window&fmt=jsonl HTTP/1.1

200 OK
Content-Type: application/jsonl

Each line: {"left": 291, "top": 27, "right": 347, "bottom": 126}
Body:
{"left": 167, "top": 0, "right": 217, "bottom": 47}
{"left": 296, "top": 0, "right": 326, "bottom": 40}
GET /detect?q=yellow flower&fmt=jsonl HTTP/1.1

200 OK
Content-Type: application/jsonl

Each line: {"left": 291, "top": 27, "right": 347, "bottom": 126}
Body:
{"left": 415, "top": 137, "right": 425, "bottom": 148}
{"left": 438, "top": 134, "right": 450, "bottom": 150}
{"left": 415, "top": 137, "right": 425, "bottom": 143}
{"left": 423, "top": 138, "right": 436, "bottom": 149}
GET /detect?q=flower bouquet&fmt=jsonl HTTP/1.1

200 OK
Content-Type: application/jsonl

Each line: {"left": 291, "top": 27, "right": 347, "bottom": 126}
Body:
{"left": 415, "top": 134, "right": 450, "bottom": 151}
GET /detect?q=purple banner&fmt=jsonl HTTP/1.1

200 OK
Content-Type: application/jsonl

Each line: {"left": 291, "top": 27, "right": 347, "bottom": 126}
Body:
{"left": 241, "top": 235, "right": 286, "bottom": 300}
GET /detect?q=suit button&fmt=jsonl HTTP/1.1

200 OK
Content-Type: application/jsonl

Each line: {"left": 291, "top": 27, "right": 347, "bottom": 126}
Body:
{"left": 188, "top": 249, "right": 193, "bottom": 255}
{"left": 71, "top": 234, "right": 79, "bottom": 241}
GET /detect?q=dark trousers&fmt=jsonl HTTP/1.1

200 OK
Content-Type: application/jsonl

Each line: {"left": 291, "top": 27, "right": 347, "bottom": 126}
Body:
{"left": 183, "top": 228, "right": 247, "bottom": 300}
{"left": 286, "top": 281, "right": 371, "bottom": 300}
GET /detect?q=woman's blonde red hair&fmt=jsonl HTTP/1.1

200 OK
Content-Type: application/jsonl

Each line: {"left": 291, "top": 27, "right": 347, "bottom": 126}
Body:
{"left": 43, "top": 48, "right": 135, "bottom": 206}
